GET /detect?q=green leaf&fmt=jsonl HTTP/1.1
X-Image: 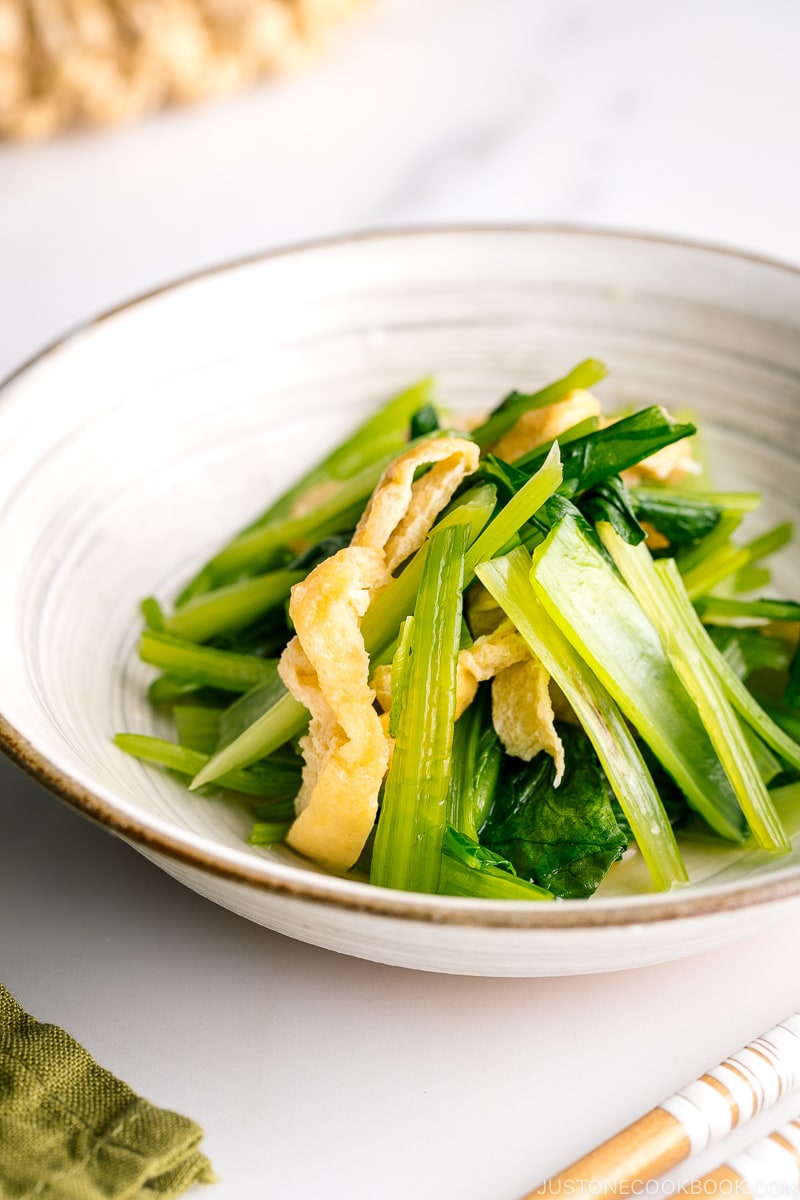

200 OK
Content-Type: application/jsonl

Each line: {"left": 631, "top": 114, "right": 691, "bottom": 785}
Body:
{"left": 629, "top": 487, "right": 726, "bottom": 547}
{"left": 515, "top": 406, "right": 697, "bottom": 493}
{"left": 438, "top": 827, "right": 553, "bottom": 900}
{"left": 580, "top": 477, "right": 646, "bottom": 545}
{"left": 787, "top": 645, "right": 800, "bottom": 709}
{"left": 410, "top": 404, "right": 441, "bottom": 439}
{"left": 481, "top": 725, "right": 628, "bottom": 899}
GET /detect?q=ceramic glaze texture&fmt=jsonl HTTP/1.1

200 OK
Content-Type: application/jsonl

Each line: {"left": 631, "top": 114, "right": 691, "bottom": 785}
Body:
{"left": 1, "top": 229, "right": 799, "bottom": 975}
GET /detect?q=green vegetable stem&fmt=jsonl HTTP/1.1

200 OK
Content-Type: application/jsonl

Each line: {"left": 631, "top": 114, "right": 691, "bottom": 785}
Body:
{"left": 528, "top": 512, "right": 747, "bottom": 843}
{"left": 599, "top": 527, "right": 791, "bottom": 853}
{"left": 476, "top": 547, "right": 688, "bottom": 892}
{"left": 370, "top": 524, "right": 467, "bottom": 893}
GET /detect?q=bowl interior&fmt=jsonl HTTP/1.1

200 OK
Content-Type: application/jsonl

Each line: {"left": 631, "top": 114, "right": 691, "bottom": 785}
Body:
{"left": 2, "top": 228, "right": 800, "bottom": 924}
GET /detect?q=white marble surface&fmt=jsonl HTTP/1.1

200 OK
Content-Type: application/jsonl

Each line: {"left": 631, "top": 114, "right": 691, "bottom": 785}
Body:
{"left": 3, "top": 0, "right": 800, "bottom": 1195}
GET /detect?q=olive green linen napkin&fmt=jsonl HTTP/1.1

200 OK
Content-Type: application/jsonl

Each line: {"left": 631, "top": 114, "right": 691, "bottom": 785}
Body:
{"left": 0, "top": 984, "right": 215, "bottom": 1199}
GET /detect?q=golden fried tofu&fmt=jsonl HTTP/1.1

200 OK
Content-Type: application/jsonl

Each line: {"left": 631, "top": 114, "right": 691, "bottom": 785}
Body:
{"left": 352, "top": 436, "right": 480, "bottom": 571}
{"left": 491, "top": 658, "right": 565, "bottom": 783}
{"left": 489, "top": 389, "right": 601, "bottom": 463}
{"left": 621, "top": 438, "right": 701, "bottom": 487}
{"left": 464, "top": 581, "right": 505, "bottom": 638}
{"left": 455, "top": 620, "right": 531, "bottom": 717}
{"left": 278, "top": 545, "right": 390, "bottom": 871}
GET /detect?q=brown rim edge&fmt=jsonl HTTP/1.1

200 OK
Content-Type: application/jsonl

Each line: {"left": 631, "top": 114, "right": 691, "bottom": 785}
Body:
{"left": 3, "top": 223, "right": 800, "bottom": 932}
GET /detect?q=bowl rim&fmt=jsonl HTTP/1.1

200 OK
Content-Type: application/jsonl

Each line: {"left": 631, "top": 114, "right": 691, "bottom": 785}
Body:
{"left": 3, "top": 222, "right": 800, "bottom": 932}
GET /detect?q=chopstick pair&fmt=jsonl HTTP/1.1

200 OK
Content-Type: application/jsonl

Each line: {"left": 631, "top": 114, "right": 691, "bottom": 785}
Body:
{"left": 689, "top": 1115, "right": 800, "bottom": 1195}
{"left": 525, "top": 1011, "right": 800, "bottom": 1197}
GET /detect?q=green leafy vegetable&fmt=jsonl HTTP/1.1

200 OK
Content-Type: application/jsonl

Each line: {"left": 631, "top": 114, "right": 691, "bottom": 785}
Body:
{"left": 410, "top": 404, "right": 441, "bottom": 439}
{"left": 117, "top": 363, "right": 800, "bottom": 903}
{"left": 579, "top": 477, "right": 646, "bottom": 546}
{"left": 481, "top": 724, "right": 628, "bottom": 899}
{"left": 438, "top": 827, "right": 553, "bottom": 900}
{"left": 628, "top": 487, "right": 727, "bottom": 547}
{"left": 516, "top": 406, "right": 697, "bottom": 493}
{"left": 787, "top": 647, "right": 800, "bottom": 710}
{"left": 707, "top": 627, "right": 794, "bottom": 680}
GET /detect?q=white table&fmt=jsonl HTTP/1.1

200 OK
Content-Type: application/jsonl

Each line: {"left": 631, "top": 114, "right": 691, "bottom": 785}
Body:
{"left": 3, "top": 2, "right": 800, "bottom": 1195}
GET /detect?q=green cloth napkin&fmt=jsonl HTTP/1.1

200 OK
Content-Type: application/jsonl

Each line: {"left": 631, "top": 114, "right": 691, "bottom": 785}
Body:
{"left": 0, "top": 984, "right": 215, "bottom": 1200}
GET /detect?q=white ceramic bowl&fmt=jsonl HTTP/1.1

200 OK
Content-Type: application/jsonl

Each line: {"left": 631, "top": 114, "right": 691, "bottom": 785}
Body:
{"left": 2, "top": 228, "right": 800, "bottom": 976}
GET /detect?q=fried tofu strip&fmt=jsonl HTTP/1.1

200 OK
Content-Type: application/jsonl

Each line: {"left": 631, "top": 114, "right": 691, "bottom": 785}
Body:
{"left": 455, "top": 621, "right": 531, "bottom": 717}
{"left": 621, "top": 438, "right": 701, "bottom": 487}
{"left": 491, "top": 658, "right": 565, "bottom": 782}
{"left": 458, "top": 621, "right": 565, "bottom": 783}
{"left": 278, "top": 546, "right": 390, "bottom": 871}
{"left": 352, "top": 436, "right": 480, "bottom": 572}
{"left": 279, "top": 435, "right": 480, "bottom": 869}
{"left": 488, "top": 389, "right": 601, "bottom": 463}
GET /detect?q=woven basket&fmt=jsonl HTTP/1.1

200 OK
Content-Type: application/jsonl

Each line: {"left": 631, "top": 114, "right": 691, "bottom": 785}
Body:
{"left": 0, "top": 0, "right": 361, "bottom": 138}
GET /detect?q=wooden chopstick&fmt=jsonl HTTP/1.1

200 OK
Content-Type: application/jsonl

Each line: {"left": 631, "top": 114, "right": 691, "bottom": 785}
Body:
{"left": 685, "top": 1115, "right": 800, "bottom": 1196}
{"left": 524, "top": 1012, "right": 800, "bottom": 1197}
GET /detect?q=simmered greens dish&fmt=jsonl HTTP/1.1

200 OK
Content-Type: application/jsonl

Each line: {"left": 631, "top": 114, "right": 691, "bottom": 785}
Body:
{"left": 116, "top": 362, "right": 800, "bottom": 900}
